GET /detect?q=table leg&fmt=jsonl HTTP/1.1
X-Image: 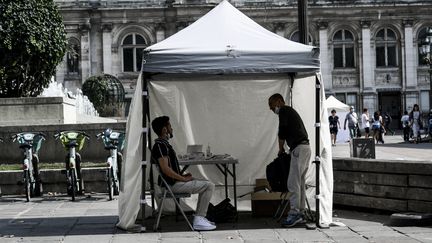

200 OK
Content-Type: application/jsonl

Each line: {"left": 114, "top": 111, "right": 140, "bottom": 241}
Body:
{"left": 224, "top": 164, "right": 228, "bottom": 199}
{"left": 233, "top": 163, "right": 237, "bottom": 211}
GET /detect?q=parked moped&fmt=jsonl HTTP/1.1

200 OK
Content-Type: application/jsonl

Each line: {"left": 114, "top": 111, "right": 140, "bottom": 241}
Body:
{"left": 11, "top": 132, "right": 46, "bottom": 202}
{"left": 96, "top": 128, "right": 125, "bottom": 200}
{"left": 54, "top": 131, "right": 90, "bottom": 201}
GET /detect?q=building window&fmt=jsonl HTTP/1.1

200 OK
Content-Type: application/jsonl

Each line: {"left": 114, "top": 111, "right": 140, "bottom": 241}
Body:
{"left": 375, "top": 28, "right": 398, "bottom": 67}
{"left": 418, "top": 27, "right": 429, "bottom": 66}
{"left": 335, "top": 93, "right": 346, "bottom": 104}
{"left": 66, "top": 38, "right": 80, "bottom": 75}
{"left": 289, "top": 31, "right": 313, "bottom": 45}
{"left": 122, "top": 33, "right": 147, "bottom": 72}
{"left": 332, "top": 29, "right": 355, "bottom": 68}
{"left": 346, "top": 93, "right": 358, "bottom": 111}
{"left": 420, "top": 91, "right": 430, "bottom": 113}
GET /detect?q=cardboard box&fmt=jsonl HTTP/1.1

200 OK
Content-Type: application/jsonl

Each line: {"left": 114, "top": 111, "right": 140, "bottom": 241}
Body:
{"left": 251, "top": 191, "right": 289, "bottom": 217}
{"left": 251, "top": 179, "right": 291, "bottom": 217}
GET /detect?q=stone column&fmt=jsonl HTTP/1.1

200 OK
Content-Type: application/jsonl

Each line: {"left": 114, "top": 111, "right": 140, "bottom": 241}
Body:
{"left": 155, "top": 23, "right": 166, "bottom": 43}
{"left": 404, "top": 19, "right": 416, "bottom": 89}
{"left": 360, "top": 21, "right": 377, "bottom": 112}
{"left": 361, "top": 21, "right": 374, "bottom": 90}
{"left": 79, "top": 23, "right": 91, "bottom": 83}
{"left": 273, "top": 22, "right": 286, "bottom": 37}
{"left": 102, "top": 23, "right": 113, "bottom": 74}
{"left": 317, "top": 21, "right": 332, "bottom": 92}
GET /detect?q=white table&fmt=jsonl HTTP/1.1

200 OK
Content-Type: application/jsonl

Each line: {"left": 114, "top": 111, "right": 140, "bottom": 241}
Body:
{"left": 178, "top": 155, "right": 239, "bottom": 211}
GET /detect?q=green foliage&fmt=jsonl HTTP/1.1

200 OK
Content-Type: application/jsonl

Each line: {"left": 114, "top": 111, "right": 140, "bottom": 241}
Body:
{"left": 0, "top": 0, "right": 67, "bottom": 97}
{"left": 82, "top": 74, "right": 125, "bottom": 117}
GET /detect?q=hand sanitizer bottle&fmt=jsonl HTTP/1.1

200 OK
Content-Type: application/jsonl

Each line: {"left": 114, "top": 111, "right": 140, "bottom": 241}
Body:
{"left": 206, "top": 143, "right": 211, "bottom": 157}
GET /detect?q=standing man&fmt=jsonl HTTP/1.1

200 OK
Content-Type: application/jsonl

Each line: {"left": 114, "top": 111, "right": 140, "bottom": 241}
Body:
{"left": 151, "top": 116, "right": 216, "bottom": 231}
{"left": 361, "top": 108, "right": 370, "bottom": 138}
{"left": 344, "top": 106, "right": 359, "bottom": 139}
{"left": 401, "top": 111, "right": 410, "bottom": 142}
{"left": 268, "top": 93, "right": 311, "bottom": 227}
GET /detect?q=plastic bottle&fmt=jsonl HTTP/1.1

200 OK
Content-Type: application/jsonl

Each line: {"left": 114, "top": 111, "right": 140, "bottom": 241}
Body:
{"left": 206, "top": 143, "right": 211, "bottom": 157}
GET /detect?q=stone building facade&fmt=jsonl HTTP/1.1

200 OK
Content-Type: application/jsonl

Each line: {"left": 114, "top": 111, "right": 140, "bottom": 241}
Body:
{"left": 55, "top": 0, "right": 432, "bottom": 123}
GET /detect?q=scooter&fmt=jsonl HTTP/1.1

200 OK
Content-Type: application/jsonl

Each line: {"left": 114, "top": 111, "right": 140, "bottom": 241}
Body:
{"left": 96, "top": 128, "right": 125, "bottom": 200}
{"left": 11, "top": 132, "right": 46, "bottom": 202}
{"left": 54, "top": 131, "right": 90, "bottom": 201}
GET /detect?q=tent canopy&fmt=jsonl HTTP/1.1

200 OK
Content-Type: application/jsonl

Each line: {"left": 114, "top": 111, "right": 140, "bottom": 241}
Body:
{"left": 325, "top": 95, "right": 350, "bottom": 112}
{"left": 143, "top": 0, "right": 320, "bottom": 74}
{"left": 118, "top": 0, "right": 333, "bottom": 232}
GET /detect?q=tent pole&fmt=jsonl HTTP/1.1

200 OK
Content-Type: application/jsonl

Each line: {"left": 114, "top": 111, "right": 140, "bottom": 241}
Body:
{"left": 315, "top": 76, "right": 329, "bottom": 229}
{"left": 140, "top": 71, "right": 149, "bottom": 231}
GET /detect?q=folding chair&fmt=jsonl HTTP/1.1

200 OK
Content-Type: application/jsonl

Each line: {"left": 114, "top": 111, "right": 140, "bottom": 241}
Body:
{"left": 152, "top": 160, "right": 194, "bottom": 231}
{"left": 274, "top": 191, "right": 292, "bottom": 221}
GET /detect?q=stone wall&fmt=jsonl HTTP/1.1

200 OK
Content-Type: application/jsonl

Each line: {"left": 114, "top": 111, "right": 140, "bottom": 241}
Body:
{"left": 333, "top": 158, "right": 432, "bottom": 213}
{"left": 0, "top": 122, "right": 126, "bottom": 163}
{"left": 0, "top": 97, "right": 76, "bottom": 126}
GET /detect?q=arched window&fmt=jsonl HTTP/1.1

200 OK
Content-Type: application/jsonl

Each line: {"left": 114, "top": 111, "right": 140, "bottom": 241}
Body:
{"left": 122, "top": 33, "right": 147, "bottom": 72}
{"left": 66, "top": 38, "right": 80, "bottom": 74}
{"left": 375, "top": 28, "right": 398, "bottom": 67}
{"left": 289, "top": 31, "right": 313, "bottom": 45}
{"left": 332, "top": 29, "right": 355, "bottom": 68}
{"left": 418, "top": 27, "right": 430, "bottom": 65}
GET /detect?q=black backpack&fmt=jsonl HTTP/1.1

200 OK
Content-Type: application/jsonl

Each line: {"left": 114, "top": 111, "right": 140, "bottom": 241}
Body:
{"left": 206, "top": 198, "right": 237, "bottom": 223}
{"left": 266, "top": 153, "right": 291, "bottom": 192}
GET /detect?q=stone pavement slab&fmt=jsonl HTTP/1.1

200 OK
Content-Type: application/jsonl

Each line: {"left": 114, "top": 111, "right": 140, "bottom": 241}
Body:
{"left": 1, "top": 193, "right": 431, "bottom": 243}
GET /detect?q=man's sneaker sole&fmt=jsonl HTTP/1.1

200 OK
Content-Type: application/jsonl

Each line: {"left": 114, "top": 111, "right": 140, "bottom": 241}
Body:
{"left": 193, "top": 225, "right": 216, "bottom": 231}
{"left": 281, "top": 217, "right": 303, "bottom": 228}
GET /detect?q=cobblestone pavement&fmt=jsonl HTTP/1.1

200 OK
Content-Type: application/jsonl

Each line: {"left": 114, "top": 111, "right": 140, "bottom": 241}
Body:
{"left": 0, "top": 194, "right": 431, "bottom": 243}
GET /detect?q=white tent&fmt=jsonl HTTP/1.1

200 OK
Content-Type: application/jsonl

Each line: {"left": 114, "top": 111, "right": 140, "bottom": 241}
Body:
{"left": 325, "top": 96, "right": 350, "bottom": 143}
{"left": 117, "top": 0, "right": 333, "bottom": 231}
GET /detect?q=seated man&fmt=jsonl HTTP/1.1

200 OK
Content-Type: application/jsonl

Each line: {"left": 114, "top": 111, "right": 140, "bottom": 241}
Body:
{"left": 151, "top": 116, "right": 216, "bottom": 231}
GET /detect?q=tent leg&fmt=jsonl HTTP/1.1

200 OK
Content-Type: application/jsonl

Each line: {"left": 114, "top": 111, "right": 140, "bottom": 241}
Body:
{"left": 140, "top": 72, "right": 150, "bottom": 231}
{"left": 314, "top": 76, "right": 329, "bottom": 229}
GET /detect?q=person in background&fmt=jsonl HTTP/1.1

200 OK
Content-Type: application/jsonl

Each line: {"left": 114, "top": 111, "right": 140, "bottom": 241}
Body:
{"left": 328, "top": 109, "right": 340, "bottom": 146}
{"left": 428, "top": 109, "right": 432, "bottom": 143}
{"left": 401, "top": 111, "right": 410, "bottom": 142}
{"left": 372, "top": 111, "right": 385, "bottom": 144}
{"left": 268, "top": 93, "right": 311, "bottom": 228}
{"left": 383, "top": 112, "right": 395, "bottom": 136}
{"left": 409, "top": 104, "right": 422, "bottom": 144}
{"left": 344, "top": 106, "right": 359, "bottom": 139}
{"left": 361, "top": 108, "right": 370, "bottom": 138}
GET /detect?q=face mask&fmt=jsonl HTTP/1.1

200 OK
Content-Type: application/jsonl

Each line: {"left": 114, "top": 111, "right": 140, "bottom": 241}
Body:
{"left": 274, "top": 106, "right": 280, "bottom": 114}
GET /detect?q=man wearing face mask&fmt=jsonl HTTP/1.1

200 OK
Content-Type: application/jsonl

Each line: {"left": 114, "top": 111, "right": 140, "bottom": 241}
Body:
{"left": 151, "top": 116, "right": 216, "bottom": 231}
{"left": 268, "top": 93, "right": 311, "bottom": 228}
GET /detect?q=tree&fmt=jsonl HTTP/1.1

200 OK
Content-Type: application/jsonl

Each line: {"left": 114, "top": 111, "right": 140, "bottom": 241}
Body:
{"left": 0, "top": 0, "right": 67, "bottom": 97}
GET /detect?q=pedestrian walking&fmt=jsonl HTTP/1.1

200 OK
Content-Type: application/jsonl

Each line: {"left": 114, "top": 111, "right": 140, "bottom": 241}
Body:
{"left": 383, "top": 112, "right": 395, "bottom": 135}
{"left": 344, "top": 106, "right": 359, "bottom": 139}
{"left": 361, "top": 108, "right": 370, "bottom": 138}
{"left": 328, "top": 109, "right": 340, "bottom": 146}
{"left": 372, "top": 111, "right": 385, "bottom": 144}
{"left": 409, "top": 104, "right": 422, "bottom": 144}
{"left": 401, "top": 111, "right": 410, "bottom": 142}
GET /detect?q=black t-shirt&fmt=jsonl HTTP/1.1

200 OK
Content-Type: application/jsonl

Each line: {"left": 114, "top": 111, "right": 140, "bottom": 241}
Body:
{"left": 329, "top": 115, "right": 339, "bottom": 128}
{"left": 278, "top": 106, "right": 309, "bottom": 151}
{"left": 151, "top": 138, "right": 181, "bottom": 185}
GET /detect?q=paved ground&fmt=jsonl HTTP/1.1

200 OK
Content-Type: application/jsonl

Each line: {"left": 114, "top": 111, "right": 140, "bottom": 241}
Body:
{"left": 0, "top": 194, "right": 431, "bottom": 243}
{"left": 1, "top": 129, "right": 432, "bottom": 242}
{"left": 332, "top": 130, "right": 432, "bottom": 161}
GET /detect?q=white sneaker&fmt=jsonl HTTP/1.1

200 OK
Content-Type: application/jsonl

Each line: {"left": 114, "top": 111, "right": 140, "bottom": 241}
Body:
{"left": 193, "top": 216, "right": 216, "bottom": 231}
